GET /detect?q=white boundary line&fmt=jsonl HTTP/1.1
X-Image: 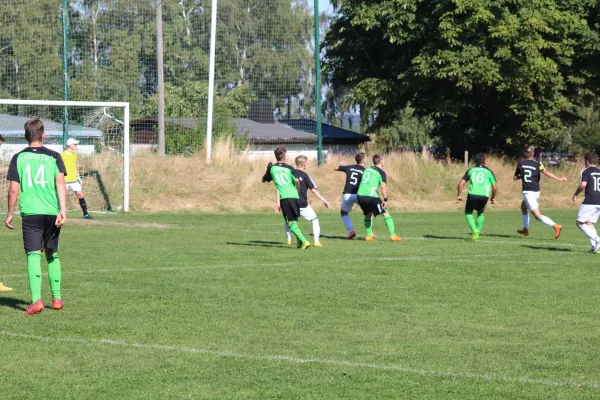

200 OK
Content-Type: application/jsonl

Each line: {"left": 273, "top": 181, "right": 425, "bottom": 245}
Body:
{"left": 0, "top": 331, "right": 598, "bottom": 390}
{"left": 0, "top": 253, "right": 571, "bottom": 278}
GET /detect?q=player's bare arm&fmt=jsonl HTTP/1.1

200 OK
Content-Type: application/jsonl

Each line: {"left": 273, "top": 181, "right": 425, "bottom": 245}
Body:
{"left": 274, "top": 189, "right": 281, "bottom": 212}
{"left": 334, "top": 162, "right": 344, "bottom": 171}
{"left": 5, "top": 180, "right": 19, "bottom": 230}
{"left": 380, "top": 182, "right": 388, "bottom": 208}
{"left": 573, "top": 181, "right": 586, "bottom": 201}
{"left": 542, "top": 169, "right": 567, "bottom": 182}
{"left": 310, "top": 188, "right": 330, "bottom": 208}
{"left": 490, "top": 184, "right": 498, "bottom": 204}
{"left": 456, "top": 179, "right": 467, "bottom": 202}
{"left": 55, "top": 172, "right": 67, "bottom": 226}
{"left": 294, "top": 177, "right": 301, "bottom": 192}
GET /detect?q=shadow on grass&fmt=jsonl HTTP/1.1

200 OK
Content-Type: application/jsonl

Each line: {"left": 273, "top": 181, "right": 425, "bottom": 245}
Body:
{"left": 318, "top": 233, "right": 353, "bottom": 240}
{"left": 226, "top": 241, "right": 287, "bottom": 249}
{"left": 485, "top": 233, "right": 554, "bottom": 241}
{"left": 0, "top": 297, "right": 29, "bottom": 311}
{"left": 422, "top": 235, "right": 466, "bottom": 241}
{"left": 520, "top": 245, "right": 573, "bottom": 252}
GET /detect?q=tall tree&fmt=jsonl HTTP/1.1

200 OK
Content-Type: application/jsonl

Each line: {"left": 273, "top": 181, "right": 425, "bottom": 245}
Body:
{"left": 325, "top": 0, "right": 600, "bottom": 155}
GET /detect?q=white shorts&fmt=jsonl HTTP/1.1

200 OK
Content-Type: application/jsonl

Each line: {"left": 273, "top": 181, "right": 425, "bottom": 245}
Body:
{"left": 66, "top": 181, "right": 82, "bottom": 193}
{"left": 300, "top": 205, "right": 318, "bottom": 221}
{"left": 523, "top": 191, "right": 540, "bottom": 211}
{"left": 577, "top": 204, "right": 600, "bottom": 224}
{"left": 340, "top": 193, "right": 358, "bottom": 213}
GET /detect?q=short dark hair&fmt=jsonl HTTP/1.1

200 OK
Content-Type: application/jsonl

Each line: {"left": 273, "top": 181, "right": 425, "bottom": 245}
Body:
{"left": 0, "top": 135, "right": 5, "bottom": 144}
{"left": 474, "top": 153, "right": 486, "bottom": 166}
{"left": 524, "top": 145, "right": 535, "bottom": 157}
{"left": 372, "top": 154, "right": 383, "bottom": 165}
{"left": 585, "top": 152, "right": 598, "bottom": 165}
{"left": 24, "top": 119, "right": 45, "bottom": 143}
{"left": 274, "top": 146, "right": 287, "bottom": 161}
{"left": 355, "top": 153, "right": 366, "bottom": 164}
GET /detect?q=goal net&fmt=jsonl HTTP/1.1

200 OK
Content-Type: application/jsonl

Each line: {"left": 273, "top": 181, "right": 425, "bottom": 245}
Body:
{"left": 0, "top": 99, "right": 130, "bottom": 214}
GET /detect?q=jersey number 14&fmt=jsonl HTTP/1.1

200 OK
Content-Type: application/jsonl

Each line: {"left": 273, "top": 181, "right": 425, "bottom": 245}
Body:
{"left": 24, "top": 164, "right": 49, "bottom": 188}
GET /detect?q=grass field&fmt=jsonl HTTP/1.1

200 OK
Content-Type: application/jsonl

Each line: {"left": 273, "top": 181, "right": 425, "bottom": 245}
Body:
{"left": 1, "top": 209, "right": 600, "bottom": 399}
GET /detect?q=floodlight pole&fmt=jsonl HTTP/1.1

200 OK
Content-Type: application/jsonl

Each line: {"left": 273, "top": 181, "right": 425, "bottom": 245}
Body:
{"left": 61, "top": 0, "right": 69, "bottom": 148}
{"left": 206, "top": 0, "right": 218, "bottom": 164}
{"left": 314, "top": 0, "right": 323, "bottom": 166}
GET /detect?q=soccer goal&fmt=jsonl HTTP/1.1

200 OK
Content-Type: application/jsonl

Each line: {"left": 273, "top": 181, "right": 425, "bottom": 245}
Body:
{"left": 0, "top": 99, "right": 130, "bottom": 213}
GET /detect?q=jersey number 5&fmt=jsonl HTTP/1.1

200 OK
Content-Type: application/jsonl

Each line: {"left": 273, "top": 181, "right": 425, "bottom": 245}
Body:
{"left": 24, "top": 164, "right": 49, "bottom": 188}
{"left": 349, "top": 172, "right": 359, "bottom": 185}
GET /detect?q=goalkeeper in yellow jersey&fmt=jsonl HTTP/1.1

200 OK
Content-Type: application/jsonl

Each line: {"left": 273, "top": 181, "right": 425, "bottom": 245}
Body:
{"left": 61, "top": 138, "right": 93, "bottom": 219}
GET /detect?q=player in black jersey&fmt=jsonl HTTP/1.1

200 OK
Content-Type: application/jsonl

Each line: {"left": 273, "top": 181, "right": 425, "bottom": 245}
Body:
{"left": 573, "top": 152, "right": 600, "bottom": 253}
{"left": 335, "top": 153, "right": 371, "bottom": 239}
{"left": 514, "top": 145, "right": 567, "bottom": 239}
{"left": 277, "top": 155, "right": 330, "bottom": 247}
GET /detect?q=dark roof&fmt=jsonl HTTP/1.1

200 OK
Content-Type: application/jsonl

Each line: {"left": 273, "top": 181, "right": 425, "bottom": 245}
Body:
{"left": 234, "top": 118, "right": 315, "bottom": 143}
{"left": 0, "top": 114, "right": 102, "bottom": 137}
{"left": 278, "top": 119, "right": 370, "bottom": 144}
{"left": 127, "top": 116, "right": 368, "bottom": 145}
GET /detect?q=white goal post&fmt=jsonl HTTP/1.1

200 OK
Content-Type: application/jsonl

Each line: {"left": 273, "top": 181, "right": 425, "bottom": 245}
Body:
{"left": 0, "top": 99, "right": 130, "bottom": 212}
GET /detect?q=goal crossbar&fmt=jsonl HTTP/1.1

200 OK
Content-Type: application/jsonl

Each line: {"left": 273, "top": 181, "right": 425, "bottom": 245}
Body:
{"left": 0, "top": 99, "right": 130, "bottom": 212}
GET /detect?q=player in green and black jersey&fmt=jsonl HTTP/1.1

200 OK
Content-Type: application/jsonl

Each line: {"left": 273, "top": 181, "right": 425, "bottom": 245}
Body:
{"left": 278, "top": 155, "right": 330, "bottom": 247}
{"left": 456, "top": 153, "right": 497, "bottom": 241}
{"left": 5, "top": 119, "right": 68, "bottom": 315}
{"left": 262, "top": 146, "right": 310, "bottom": 249}
{"left": 356, "top": 155, "right": 402, "bottom": 242}
{"left": 514, "top": 145, "right": 566, "bottom": 239}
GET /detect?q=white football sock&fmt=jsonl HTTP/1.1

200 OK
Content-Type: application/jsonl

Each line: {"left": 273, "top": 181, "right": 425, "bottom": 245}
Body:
{"left": 341, "top": 214, "right": 353, "bottom": 233}
{"left": 284, "top": 222, "right": 292, "bottom": 241}
{"left": 538, "top": 215, "right": 556, "bottom": 227}
{"left": 579, "top": 223, "right": 600, "bottom": 244}
{"left": 312, "top": 219, "right": 321, "bottom": 243}
{"left": 522, "top": 213, "right": 530, "bottom": 229}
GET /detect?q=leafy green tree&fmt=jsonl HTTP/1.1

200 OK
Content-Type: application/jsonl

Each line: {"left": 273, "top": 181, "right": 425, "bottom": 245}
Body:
{"left": 325, "top": 0, "right": 600, "bottom": 156}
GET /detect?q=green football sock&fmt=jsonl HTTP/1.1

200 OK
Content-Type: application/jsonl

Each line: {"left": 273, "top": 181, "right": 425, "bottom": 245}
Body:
{"left": 289, "top": 221, "right": 307, "bottom": 244}
{"left": 465, "top": 213, "right": 477, "bottom": 233}
{"left": 47, "top": 252, "right": 62, "bottom": 300}
{"left": 384, "top": 216, "right": 396, "bottom": 236}
{"left": 364, "top": 219, "right": 373, "bottom": 237}
{"left": 27, "top": 252, "right": 42, "bottom": 303}
{"left": 476, "top": 214, "right": 485, "bottom": 232}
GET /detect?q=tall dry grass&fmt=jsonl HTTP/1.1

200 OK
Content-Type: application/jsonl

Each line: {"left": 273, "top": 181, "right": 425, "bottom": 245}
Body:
{"left": 129, "top": 139, "right": 585, "bottom": 213}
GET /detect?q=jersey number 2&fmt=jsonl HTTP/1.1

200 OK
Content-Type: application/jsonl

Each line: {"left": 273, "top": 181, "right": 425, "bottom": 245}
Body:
{"left": 24, "top": 164, "right": 49, "bottom": 188}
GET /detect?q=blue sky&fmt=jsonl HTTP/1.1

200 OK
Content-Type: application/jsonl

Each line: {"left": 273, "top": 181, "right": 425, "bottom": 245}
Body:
{"left": 318, "top": 0, "right": 332, "bottom": 12}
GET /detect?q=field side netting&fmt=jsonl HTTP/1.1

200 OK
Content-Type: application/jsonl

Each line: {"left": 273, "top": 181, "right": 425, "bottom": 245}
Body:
{"left": 0, "top": 0, "right": 320, "bottom": 155}
{"left": 0, "top": 104, "right": 127, "bottom": 214}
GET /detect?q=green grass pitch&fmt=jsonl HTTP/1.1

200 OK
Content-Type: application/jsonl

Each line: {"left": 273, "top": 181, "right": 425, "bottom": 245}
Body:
{"left": 1, "top": 209, "right": 600, "bottom": 399}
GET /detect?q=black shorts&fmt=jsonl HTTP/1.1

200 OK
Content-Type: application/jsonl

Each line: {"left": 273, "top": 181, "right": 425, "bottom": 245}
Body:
{"left": 357, "top": 195, "right": 385, "bottom": 216}
{"left": 280, "top": 198, "right": 300, "bottom": 222}
{"left": 22, "top": 215, "right": 61, "bottom": 253}
{"left": 465, "top": 194, "right": 489, "bottom": 214}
